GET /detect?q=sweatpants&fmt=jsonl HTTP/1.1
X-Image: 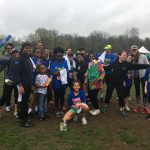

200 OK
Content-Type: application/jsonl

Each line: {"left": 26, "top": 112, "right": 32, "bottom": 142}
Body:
{"left": 88, "top": 89, "right": 99, "bottom": 109}
{"left": 0, "top": 83, "right": 18, "bottom": 107}
{"left": 53, "top": 88, "right": 65, "bottom": 110}
{"left": 18, "top": 84, "right": 31, "bottom": 121}
{"left": 105, "top": 81, "right": 125, "bottom": 107}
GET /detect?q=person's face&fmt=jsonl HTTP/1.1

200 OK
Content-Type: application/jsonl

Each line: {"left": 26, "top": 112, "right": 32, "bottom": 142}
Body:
{"left": 89, "top": 54, "right": 95, "bottom": 62}
{"left": 34, "top": 49, "right": 41, "bottom": 58}
{"left": 40, "top": 65, "right": 46, "bottom": 74}
{"left": 106, "top": 49, "right": 111, "bottom": 53}
{"left": 66, "top": 48, "right": 72, "bottom": 54}
{"left": 127, "top": 56, "right": 133, "bottom": 62}
{"left": 23, "top": 46, "right": 32, "bottom": 55}
{"left": 12, "top": 52, "right": 20, "bottom": 59}
{"left": 77, "top": 55, "right": 83, "bottom": 62}
{"left": 131, "top": 48, "right": 138, "bottom": 55}
{"left": 119, "top": 52, "right": 127, "bottom": 62}
{"left": 37, "top": 43, "right": 43, "bottom": 49}
{"left": 43, "top": 51, "right": 49, "bottom": 59}
{"left": 6, "top": 45, "right": 13, "bottom": 54}
{"left": 56, "top": 52, "right": 63, "bottom": 62}
{"left": 68, "top": 53, "right": 74, "bottom": 60}
{"left": 73, "top": 82, "right": 80, "bottom": 92}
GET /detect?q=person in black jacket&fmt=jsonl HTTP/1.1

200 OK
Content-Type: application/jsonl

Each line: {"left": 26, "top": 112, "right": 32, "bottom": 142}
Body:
{"left": 104, "top": 50, "right": 149, "bottom": 117}
{"left": 14, "top": 43, "right": 34, "bottom": 127}
{"left": 0, "top": 48, "right": 19, "bottom": 118}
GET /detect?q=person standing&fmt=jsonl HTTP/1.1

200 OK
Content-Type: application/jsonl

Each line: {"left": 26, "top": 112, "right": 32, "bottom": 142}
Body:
{"left": 14, "top": 43, "right": 34, "bottom": 127}
{"left": 104, "top": 51, "right": 149, "bottom": 117}
{"left": 131, "top": 45, "right": 149, "bottom": 113}
{"left": 50, "top": 47, "right": 68, "bottom": 117}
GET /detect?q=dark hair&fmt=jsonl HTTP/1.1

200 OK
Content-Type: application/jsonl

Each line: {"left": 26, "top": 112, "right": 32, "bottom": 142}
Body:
{"left": 118, "top": 50, "right": 127, "bottom": 56}
{"left": 21, "top": 42, "right": 31, "bottom": 50}
{"left": 72, "top": 80, "right": 81, "bottom": 87}
{"left": 53, "top": 47, "right": 64, "bottom": 55}
{"left": 5, "top": 43, "right": 14, "bottom": 50}
{"left": 78, "top": 48, "right": 85, "bottom": 52}
{"left": 88, "top": 52, "right": 95, "bottom": 58}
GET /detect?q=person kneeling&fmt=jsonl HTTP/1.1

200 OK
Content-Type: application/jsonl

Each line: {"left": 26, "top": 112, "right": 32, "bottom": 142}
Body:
{"left": 60, "top": 81, "right": 89, "bottom": 131}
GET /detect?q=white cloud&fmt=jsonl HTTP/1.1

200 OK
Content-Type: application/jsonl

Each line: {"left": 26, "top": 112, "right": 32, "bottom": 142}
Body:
{"left": 0, "top": 0, "right": 150, "bottom": 38}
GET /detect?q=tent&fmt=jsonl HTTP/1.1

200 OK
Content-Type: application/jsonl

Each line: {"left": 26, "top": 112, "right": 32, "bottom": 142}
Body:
{"left": 139, "top": 46, "right": 150, "bottom": 54}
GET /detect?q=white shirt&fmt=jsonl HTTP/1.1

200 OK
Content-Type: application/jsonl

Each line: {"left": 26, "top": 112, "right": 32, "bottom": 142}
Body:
{"left": 35, "top": 74, "right": 48, "bottom": 95}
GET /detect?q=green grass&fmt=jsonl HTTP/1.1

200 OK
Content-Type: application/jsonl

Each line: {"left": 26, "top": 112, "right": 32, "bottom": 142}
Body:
{"left": 0, "top": 55, "right": 150, "bottom": 149}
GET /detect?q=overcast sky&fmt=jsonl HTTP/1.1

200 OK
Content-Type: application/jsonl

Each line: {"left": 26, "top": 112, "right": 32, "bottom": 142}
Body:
{"left": 0, "top": 0, "right": 150, "bottom": 38}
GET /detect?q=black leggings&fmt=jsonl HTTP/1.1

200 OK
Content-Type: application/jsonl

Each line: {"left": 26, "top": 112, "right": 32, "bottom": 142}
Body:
{"left": 18, "top": 84, "right": 31, "bottom": 121}
{"left": 88, "top": 89, "right": 99, "bottom": 109}
{"left": 134, "top": 77, "right": 147, "bottom": 105}
{"left": 105, "top": 81, "right": 125, "bottom": 107}
{"left": 53, "top": 88, "right": 65, "bottom": 110}
{"left": 0, "top": 83, "right": 18, "bottom": 107}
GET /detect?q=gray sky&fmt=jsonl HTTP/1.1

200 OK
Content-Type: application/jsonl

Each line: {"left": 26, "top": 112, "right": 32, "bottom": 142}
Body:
{"left": 0, "top": 0, "right": 150, "bottom": 38}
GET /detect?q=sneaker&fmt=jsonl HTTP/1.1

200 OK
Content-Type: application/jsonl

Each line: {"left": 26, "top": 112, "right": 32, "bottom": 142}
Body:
{"left": 89, "top": 109, "right": 95, "bottom": 114}
{"left": 60, "top": 122, "right": 67, "bottom": 131}
{"left": 39, "top": 116, "right": 45, "bottom": 121}
{"left": 28, "top": 108, "right": 32, "bottom": 114}
{"left": 91, "top": 109, "right": 100, "bottom": 115}
{"left": 125, "top": 106, "right": 130, "bottom": 112}
{"left": 101, "top": 103, "right": 108, "bottom": 113}
{"left": 60, "top": 111, "right": 64, "bottom": 117}
{"left": 142, "top": 107, "right": 150, "bottom": 114}
{"left": 129, "top": 97, "right": 131, "bottom": 101}
{"left": 120, "top": 110, "right": 127, "bottom": 117}
{"left": 22, "top": 121, "right": 33, "bottom": 128}
{"left": 56, "top": 111, "right": 61, "bottom": 117}
{"left": 133, "top": 106, "right": 141, "bottom": 113}
{"left": 77, "top": 107, "right": 82, "bottom": 114}
{"left": 73, "top": 115, "right": 78, "bottom": 122}
{"left": 82, "top": 117, "right": 87, "bottom": 125}
{"left": 14, "top": 112, "right": 18, "bottom": 118}
{"left": 145, "top": 114, "right": 150, "bottom": 120}
{"left": 5, "top": 106, "right": 10, "bottom": 112}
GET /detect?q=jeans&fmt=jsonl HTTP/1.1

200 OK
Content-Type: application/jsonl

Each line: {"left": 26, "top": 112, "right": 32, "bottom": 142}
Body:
{"left": 37, "top": 93, "right": 48, "bottom": 117}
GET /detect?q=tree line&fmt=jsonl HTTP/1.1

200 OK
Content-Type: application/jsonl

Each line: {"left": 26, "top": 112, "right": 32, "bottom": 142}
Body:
{"left": 1, "top": 27, "right": 150, "bottom": 53}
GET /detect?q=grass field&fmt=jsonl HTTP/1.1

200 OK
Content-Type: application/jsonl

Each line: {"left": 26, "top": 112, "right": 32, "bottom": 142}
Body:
{"left": 0, "top": 50, "right": 149, "bottom": 150}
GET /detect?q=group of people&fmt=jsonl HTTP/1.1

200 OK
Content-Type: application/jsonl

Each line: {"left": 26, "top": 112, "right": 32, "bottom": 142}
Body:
{"left": 0, "top": 42, "right": 150, "bottom": 131}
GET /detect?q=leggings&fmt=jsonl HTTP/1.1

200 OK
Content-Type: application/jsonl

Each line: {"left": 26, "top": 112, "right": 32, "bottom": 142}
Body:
{"left": 88, "top": 89, "right": 99, "bottom": 109}
{"left": 0, "top": 83, "right": 18, "bottom": 107}
{"left": 105, "top": 81, "right": 125, "bottom": 107}
{"left": 53, "top": 88, "right": 65, "bottom": 110}
{"left": 134, "top": 77, "right": 147, "bottom": 105}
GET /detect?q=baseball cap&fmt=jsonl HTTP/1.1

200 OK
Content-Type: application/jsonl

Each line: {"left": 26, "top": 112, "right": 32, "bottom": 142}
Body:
{"left": 131, "top": 45, "right": 138, "bottom": 50}
{"left": 11, "top": 48, "right": 18, "bottom": 54}
{"left": 104, "top": 44, "right": 112, "bottom": 50}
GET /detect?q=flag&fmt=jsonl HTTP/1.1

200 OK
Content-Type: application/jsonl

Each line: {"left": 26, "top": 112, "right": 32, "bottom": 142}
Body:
{"left": 0, "top": 35, "right": 12, "bottom": 48}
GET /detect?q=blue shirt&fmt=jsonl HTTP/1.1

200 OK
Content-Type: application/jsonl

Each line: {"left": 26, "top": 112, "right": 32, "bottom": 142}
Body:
{"left": 144, "top": 67, "right": 150, "bottom": 96}
{"left": 50, "top": 58, "right": 68, "bottom": 89}
{"left": 103, "top": 53, "right": 117, "bottom": 74}
{"left": 68, "top": 90, "right": 86, "bottom": 106}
